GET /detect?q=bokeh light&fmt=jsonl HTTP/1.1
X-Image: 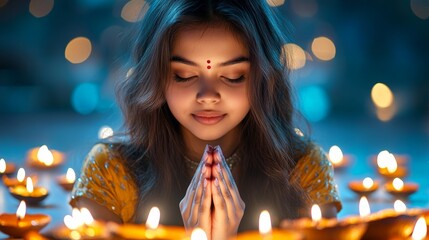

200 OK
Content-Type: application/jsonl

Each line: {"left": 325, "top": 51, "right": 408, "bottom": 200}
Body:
{"left": 29, "top": 0, "right": 54, "bottom": 18}
{"left": 376, "top": 102, "right": 397, "bottom": 122}
{"left": 371, "top": 83, "right": 394, "bottom": 108}
{"left": 121, "top": 0, "right": 147, "bottom": 23}
{"left": 298, "top": 85, "right": 330, "bottom": 122}
{"left": 283, "top": 43, "right": 306, "bottom": 70}
{"left": 71, "top": 83, "right": 99, "bottom": 115}
{"left": 266, "top": 0, "right": 285, "bottom": 7}
{"left": 291, "top": 0, "right": 318, "bottom": 18}
{"left": 65, "top": 37, "right": 92, "bottom": 64}
{"left": 311, "top": 36, "right": 336, "bottom": 61}
{"left": 98, "top": 126, "right": 114, "bottom": 139}
{"left": 410, "top": 0, "right": 429, "bottom": 20}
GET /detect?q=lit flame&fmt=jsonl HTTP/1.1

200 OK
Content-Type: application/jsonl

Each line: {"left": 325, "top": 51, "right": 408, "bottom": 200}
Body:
{"left": 392, "top": 178, "right": 404, "bottom": 191}
{"left": 37, "top": 145, "right": 54, "bottom": 166}
{"left": 16, "top": 201, "right": 26, "bottom": 220}
{"left": 146, "top": 207, "right": 160, "bottom": 230}
{"left": 98, "top": 126, "right": 114, "bottom": 139}
{"left": 259, "top": 210, "right": 272, "bottom": 235}
{"left": 411, "top": 217, "right": 427, "bottom": 240}
{"left": 64, "top": 215, "right": 78, "bottom": 230}
{"left": 377, "top": 150, "right": 390, "bottom": 169}
{"left": 0, "top": 158, "right": 5, "bottom": 173}
{"left": 26, "top": 177, "right": 34, "bottom": 194}
{"left": 66, "top": 168, "right": 76, "bottom": 183}
{"left": 80, "top": 208, "right": 94, "bottom": 225}
{"left": 362, "top": 177, "right": 374, "bottom": 189}
{"left": 359, "top": 196, "right": 370, "bottom": 217}
{"left": 328, "top": 145, "right": 343, "bottom": 164}
{"left": 311, "top": 204, "right": 322, "bottom": 223}
{"left": 72, "top": 208, "right": 84, "bottom": 228}
{"left": 191, "top": 228, "right": 208, "bottom": 240}
{"left": 17, "top": 168, "right": 26, "bottom": 182}
{"left": 394, "top": 200, "right": 407, "bottom": 213}
{"left": 386, "top": 153, "right": 398, "bottom": 173}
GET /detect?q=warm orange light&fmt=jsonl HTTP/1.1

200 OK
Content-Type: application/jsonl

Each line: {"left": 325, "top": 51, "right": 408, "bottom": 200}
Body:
{"left": 121, "top": 0, "right": 147, "bottom": 23}
{"left": 37, "top": 145, "right": 54, "bottom": 166}
{"left": 16, "top": 201, "right": 26, "bottom": 220}
{"left": 80, "top": 208, "right": 94, "bottom": 225}
{"left": 283, "top": 43, "right": 306, "bottom": 70}
{"left": 29, "top": 0, "right": 54, "bottom": 18}
{"left": 362, "top": 177, "right": 374, "bottom": 189}
{"left": 64, "top": 215, "right": 78, "bottom": 230}
{"left": 376, "top": 102, "right": 397, "bottom": 122}
{"left": 311, "top": 36, "right": 336, "bottom": 61}
{"left": 328, "top": 145, "right": 343, "bottom": 164}
{"left": 393, "top": 200, "right": 407, "bottom": 213}
{"left": 371, "top": 83, "right": 394, "bottom": 108}
{"left": 392, "top": 178, "right": 404, "bottom": 191}
{"left": 72, "top": 208, "right": 84, "bottom": 228}
{"left": 146, "top": 207, "right": 160, "bottom": 230}
{"left": 17, "top": 168, "right": 26, "bottom": 183}
{"left": 26, "top": 177, "right": 34, "bottom": 193}
{"left": 0, "top": 158, "right": 5, "bottom": 173}
{"left": 386, "top": 154, "right": 398, "bottom": 174}
{"left": 411, "top": 217, "right": 427, "bottom": 240}
{"left": 259, "top": 210, "right": 272, "bottom": 235}
{"left": 191, "top": 228, "right": 208, "bottom": 240}
{"left": 311, "top": 204, "right": 322, "bottom": 223}
{"left": 377, "top": 150, "right": 390, "bottom": 168}
{"left": 65, "top": 37, "right": 92, "bottom": 64}
{"left": 66, "top": 168, "right": 76, "bottom": 183}
{"left": 359, "top": 196, "right": 370, "bottom": 217}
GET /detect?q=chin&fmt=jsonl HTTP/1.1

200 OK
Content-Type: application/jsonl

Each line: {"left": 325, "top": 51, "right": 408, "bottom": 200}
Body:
{"left": 192, "top": 131, "right": 226, "bottom": 142}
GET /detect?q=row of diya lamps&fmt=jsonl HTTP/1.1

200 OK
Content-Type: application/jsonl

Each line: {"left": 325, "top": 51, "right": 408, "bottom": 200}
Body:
{"left": 1, "top": 201, "right": 429, "bottom": 240}
{"left": 328, "top": 146, "right": 418, "bottom": 199}
{"left": 0, "top": 144, "right": 426, "bottom": 239}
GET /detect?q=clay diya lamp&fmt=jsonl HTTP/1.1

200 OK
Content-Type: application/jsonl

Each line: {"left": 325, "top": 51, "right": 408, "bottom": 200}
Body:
{"left": 57, "top": 168, "right": 76, "bottom": 191}
{"left": 328, "top": 145, "right": 352, "bottom": 169}
{"left": 9, "top": 177, "right": 49, "bottom": 205}
{"left": 348, "top": 177, "right": 379, "bottom": 196}
{"left": 27, "top": 145, "right": 65, "bottom": 169}
{"left": 376, "top": 150, "right": 408, "bottom": 179}
{"left": 0, "top": 201, "right": 51, "bottom": 238}
{"left": 385, "top": 177, "right": 419, "bottom": 199}
{"left": 2, "top": 167, "right": 37, "bottom": 188}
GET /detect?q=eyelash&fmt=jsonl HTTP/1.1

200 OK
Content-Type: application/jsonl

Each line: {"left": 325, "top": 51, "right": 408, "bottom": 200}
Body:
{"left": 173, "top": 75, "right": 245, "bottom": 84}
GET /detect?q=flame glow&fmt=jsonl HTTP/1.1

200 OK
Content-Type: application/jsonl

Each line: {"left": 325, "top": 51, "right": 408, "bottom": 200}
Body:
{"left": 359, "top": 196, "right": 370, "bottom": 217}
{"left": 191, "top": 228, "right": 208, "bottom": 240}
{"left": 66, "top": 168, "right": 76, "bottom": 183}
{"left": 377, "top": 150, "right": 390, "bottom": 168}
{"left": 146, "top": 207, "right": 160, "bottom": 230}
{"left": 386, "top": 153, "right": 398, "bottom": 174}
{"left": 311, "top": 204, "right": 322, "bottom": 223}
{"left": 26, "top": 177, "right": 34, "bottom": 193}
{"left": 64, "top": 215, "right": 78, "bottom": 230}
{"left": 16, "top": 201, "right": 26, "bottom": 220}
{"left": 392, "top": 178, "right": 404, "bottom": 191}
{"left": 411, "top": 217, "right": 427, "bottom": 240}
{"left": 17, "top": 168, "right": 25, "bottom": 182}
{"left": 80, "top": 208, "right": 94, "bottom": 225}
{"left": 0, "top": 158, "right": 5, "bottom": 173}
{"left": 394, "top": 200, "right": 407, "bottom": 213}
{"left": 362, "top": 177, "right": 374, "bottom": 189}
{"left": 371, "top": 83, "right": 394, "bottom": 108}
{"left": 98, "top": 126, "right": 114, "bottom": 139}
{"left": 37, "top": 145, "right": 54, "bottom": 166}
{"left": 72, "top": 208, "right": 84, "bottom": 228}
{"left": 328, "top": 145, "right": 343, "bottom": 164}
{"left": 259, "top": 210, "right": 272, "bottom": 234}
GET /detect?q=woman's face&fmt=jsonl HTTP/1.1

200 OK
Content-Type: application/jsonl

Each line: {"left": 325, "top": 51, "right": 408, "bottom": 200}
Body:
{"left": 165, "top": 24, "right": 250, "bottom": 143}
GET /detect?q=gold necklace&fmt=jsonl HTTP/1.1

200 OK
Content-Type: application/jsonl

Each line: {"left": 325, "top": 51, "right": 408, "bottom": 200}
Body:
{"left": 184, "top": 152, "right": 239, "bottom": 173}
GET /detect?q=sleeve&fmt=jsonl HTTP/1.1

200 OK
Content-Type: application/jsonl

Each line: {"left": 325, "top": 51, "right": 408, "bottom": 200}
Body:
{"left": 69, "top": 143, "right": 137, "bottom": 222}
{"left": 291, "top": 144, "right": 342, "bottom": 212}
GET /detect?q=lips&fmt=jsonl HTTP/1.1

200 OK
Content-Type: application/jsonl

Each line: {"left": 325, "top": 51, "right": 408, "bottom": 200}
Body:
{"left": 192, "top": 111, "right": 226, "bottom": 125}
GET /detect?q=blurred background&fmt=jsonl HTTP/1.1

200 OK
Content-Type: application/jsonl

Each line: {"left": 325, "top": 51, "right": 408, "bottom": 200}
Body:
{"left": 0, "top": 0, "right": 429, "bottom": 221}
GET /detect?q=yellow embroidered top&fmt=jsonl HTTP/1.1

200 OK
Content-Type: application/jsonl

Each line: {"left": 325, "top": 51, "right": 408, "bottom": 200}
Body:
{"left": 70, "top": 143, "right": 342, "bottom": 223}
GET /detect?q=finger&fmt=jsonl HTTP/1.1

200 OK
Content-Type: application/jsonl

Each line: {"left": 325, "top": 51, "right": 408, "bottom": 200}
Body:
{"left": 189, "top": 168, "right": 208, "bottom": 226}
{"left": 212, "top": 162, "right": 237, "bottom": 220}
{"left": 211, "top": 177, "right": 228, "bottom": 232}
{"left": 197, "top": 178, "right": 212, "bottom": 232}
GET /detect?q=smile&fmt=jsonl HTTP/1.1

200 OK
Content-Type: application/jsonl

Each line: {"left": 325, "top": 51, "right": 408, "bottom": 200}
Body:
{"left": 192, "top": 113, "right": 226, "bottom": 125}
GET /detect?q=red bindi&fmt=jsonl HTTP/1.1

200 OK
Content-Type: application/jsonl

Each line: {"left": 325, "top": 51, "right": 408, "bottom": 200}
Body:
{"left": 207, "top": 60, "right": 211, "bottom": 69}
{"left": 207, "top": 66, "right": 211, "bottom": 69}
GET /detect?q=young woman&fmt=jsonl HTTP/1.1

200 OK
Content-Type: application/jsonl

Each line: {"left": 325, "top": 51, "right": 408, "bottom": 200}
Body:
{"left": 70, "top": 0, "right": 342, "bottom": 239}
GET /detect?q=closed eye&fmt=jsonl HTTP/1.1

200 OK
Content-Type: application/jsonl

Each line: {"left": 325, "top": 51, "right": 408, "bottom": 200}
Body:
{"left": 174, "top": 75, "right": 197, "bottom": 82}
{"left": 223, "top": 75, "right": 245, "bottom": 84}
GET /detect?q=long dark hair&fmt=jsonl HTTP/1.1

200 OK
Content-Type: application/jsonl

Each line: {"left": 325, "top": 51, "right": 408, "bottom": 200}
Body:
{"left": 116, "top": 0, "right": 311, "bottom": 230}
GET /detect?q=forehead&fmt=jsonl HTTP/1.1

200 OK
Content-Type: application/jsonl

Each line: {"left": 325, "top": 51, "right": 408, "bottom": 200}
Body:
{"left": 171, "top": 25, "right": 249, "bottom": 62}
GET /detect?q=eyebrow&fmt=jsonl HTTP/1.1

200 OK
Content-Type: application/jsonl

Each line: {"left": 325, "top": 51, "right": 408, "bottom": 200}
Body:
{"left": 170, "top": 56, "right": 249, "bottom": 67}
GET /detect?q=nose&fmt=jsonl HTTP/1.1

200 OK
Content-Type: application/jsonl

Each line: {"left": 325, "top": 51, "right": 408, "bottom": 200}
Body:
{"left": 196, "top": 79, "right": 220, "bottom": 104}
